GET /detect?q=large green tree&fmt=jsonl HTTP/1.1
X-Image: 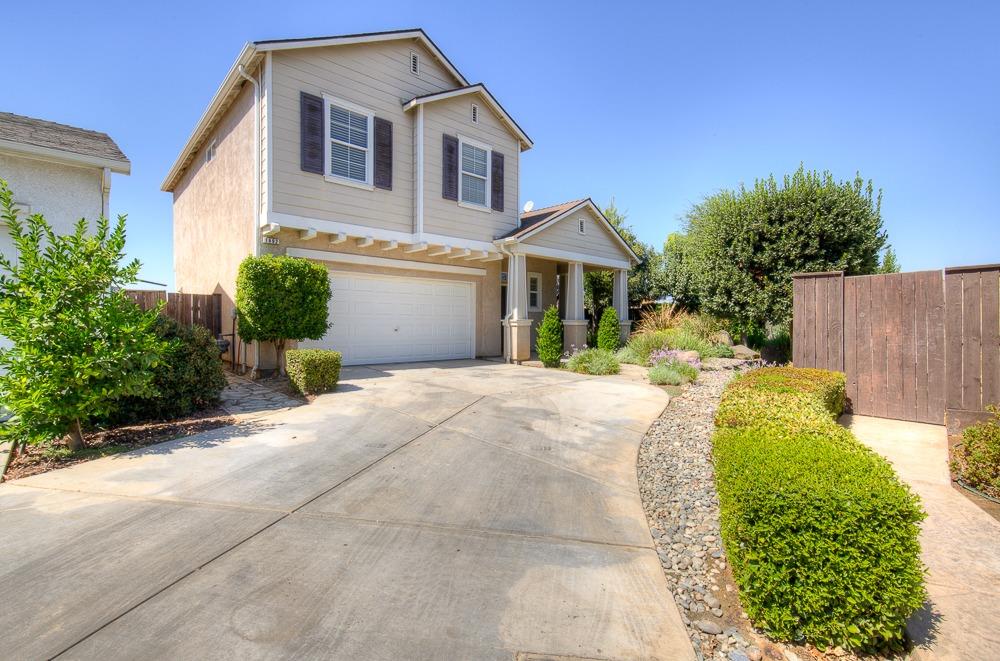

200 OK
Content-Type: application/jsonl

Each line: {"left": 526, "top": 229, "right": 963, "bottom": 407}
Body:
{"left": 0, "top": 180, "right": 167, "bottom": 450}
{"left": 584, "top": 200, "right": 664, "bottom": 323}
{"left": 236, "top": 254, "right": 331, "bottom": 375}
{"left": 663, "top": 166, "right": 887, "bottom": 330}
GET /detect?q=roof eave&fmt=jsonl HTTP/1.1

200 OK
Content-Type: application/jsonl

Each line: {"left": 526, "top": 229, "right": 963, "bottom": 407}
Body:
{"left": 510, "top": 198, "right": 640, "bottom": 265}
{"left": 161, "top": 42, "right": 261, "bottom": 192}
{"left": 403, "top": 84, "right": 533, "bottom": 151}
{"left": 0, "top": 137, "right": 130, "bottom": 175}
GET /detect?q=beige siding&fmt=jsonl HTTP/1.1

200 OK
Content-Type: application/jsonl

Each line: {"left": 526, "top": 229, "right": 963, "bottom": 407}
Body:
{"left": 523, "top": 207, "right": 631, "bottom": 262}
{"left": 260, "top": 57, "right": 269, "bottom": 216}
{"left": 173, "top": 82, "right": 256, "bottom": 367}
{"left": 269, "top": 40, "right": 459, "bottom": 234}
{"left": 269, "top": 229, "right": 502, "bottom": 358}
{"left": 422, "top": 96, "right": 519, "bottom": 241}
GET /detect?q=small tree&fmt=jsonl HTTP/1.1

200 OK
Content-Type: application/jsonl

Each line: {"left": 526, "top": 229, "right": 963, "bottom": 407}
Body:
{"left": 879, "top": 246, "right": 901, "bottom": 273}
{"left": 0, "top": 180, "right": 167, "bottom": 450}
{"left": 236, "top": 255, "right": 331, "bottom": 374}
{"left": 535, "top": 305, "right": 563, "bottom": 367}
{"left": 596, "top": 306, "right": 620, "bottom": 350}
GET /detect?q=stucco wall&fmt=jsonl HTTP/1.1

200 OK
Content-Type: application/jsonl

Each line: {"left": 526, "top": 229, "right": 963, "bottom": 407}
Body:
{"left": 172, "top": 80, "right": 257, "bottom": 367}
{"left": 0, "top": 152, "right": 104, "bottom": 231}
{"left": 269, "top": 229, "right": 502, "bottom": 359}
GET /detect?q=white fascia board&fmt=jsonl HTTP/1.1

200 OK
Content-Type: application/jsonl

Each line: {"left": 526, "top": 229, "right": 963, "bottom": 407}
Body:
{"left": 0, "top": 139, "right": 130, "bottom": 174}
{"left": 512, "top": 243, "right": 632, "bottom": 270}
{"left": 267, "top": 211, "right": 498, "bottom": 253}
{"left": 287, "top": 247, "right": 487, "bottom": 276}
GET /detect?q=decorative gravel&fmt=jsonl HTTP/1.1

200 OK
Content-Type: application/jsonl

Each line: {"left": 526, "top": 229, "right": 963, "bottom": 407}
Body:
{"left": 640, "top": 366, "right": 882, "bottom": 661}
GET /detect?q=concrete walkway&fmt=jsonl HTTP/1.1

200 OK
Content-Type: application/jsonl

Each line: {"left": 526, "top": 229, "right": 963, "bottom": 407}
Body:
{"left": 0, "top": 360, "right": 694, "bottom": 660}
{"left": 844, "top": 415, "right": 1000, "bottom": 660}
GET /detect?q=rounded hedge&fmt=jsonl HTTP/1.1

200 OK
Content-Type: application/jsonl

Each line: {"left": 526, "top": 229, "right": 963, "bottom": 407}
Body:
{"left": 712, "top": 367, "right": 926, "bottom": 650}
{"left": 596, "top": 306, "right": 620, "bottom": 350}
{"left": 286, "top": 348, "right": 342, "bottom": 395}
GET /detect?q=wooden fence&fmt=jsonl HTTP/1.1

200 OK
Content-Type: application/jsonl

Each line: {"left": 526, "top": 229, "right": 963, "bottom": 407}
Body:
{"left": 793, "top": 265, "right": 999, "bottom": 430}
{"left": 125, "top": 290, "right": 223, "bottom": 337}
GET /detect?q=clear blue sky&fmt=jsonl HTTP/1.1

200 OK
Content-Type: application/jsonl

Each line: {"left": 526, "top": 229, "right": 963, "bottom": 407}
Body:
{"left": 4, "top": 0, "right": 998, "bottom": 287}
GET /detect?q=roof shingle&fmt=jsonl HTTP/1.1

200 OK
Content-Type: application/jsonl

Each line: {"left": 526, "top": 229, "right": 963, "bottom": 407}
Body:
{"left": 0, "top": 112, "right": 129, "bottom": 166}
{"left": 499, "top": 199, "right": 587, "bottom": 239}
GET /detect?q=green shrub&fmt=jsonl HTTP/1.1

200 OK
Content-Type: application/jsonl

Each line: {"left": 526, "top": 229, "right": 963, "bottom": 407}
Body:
{"left": 951, "top": 406, "right": 1000, "bottom": 496}
{"left": 108, "top": 316, "right": 227, "bottom": 423}
{"left": 565, "top": 348, "right": 619, "bottom": 375}
{"left": 712, "top": 367, "right": 926, "bottom": 650}
{"left": 535, "top": 305, "right": 564, "bottom": 367}
{"left": 236, "top": 255, "right": 331, "bottom": 375}
{"left": 648, "top": 359, "right": 698, "bottom": 386}
{"left": 625, "top": 330, "right": 670, "bottom": 363}
{"left": 286, "top": 349, "right": 342, "bottom": 395}
{"left": 615, "top": 345, "right": 642, "bottom": 365}
{"left": 702, "top": 343, "right": 735, "bottom": 359}
{"left": 596, "top": 307, "right": 620, "bottom": 350}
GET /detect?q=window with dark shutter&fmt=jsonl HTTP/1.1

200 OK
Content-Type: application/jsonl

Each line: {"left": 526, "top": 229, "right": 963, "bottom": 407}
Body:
{"left": 299, "top": 92, "right": 324, "bottom": 174}
{"left": 442, "top": 134, "right": 459, "bottom": 201}
{"left": 373, "top": 117, "right": 392, "bottom": 190}
{"left": 490, "top": 151, "right": 504, "bottom": 212}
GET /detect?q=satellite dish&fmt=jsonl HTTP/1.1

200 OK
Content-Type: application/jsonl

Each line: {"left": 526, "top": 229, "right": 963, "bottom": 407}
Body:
{"left": 522, "top": 200, "right": 534, "bottom": 213}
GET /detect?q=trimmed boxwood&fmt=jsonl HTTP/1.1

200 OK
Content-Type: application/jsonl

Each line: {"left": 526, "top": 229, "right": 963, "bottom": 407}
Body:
{"left": 535, "top": 305, "right": 564, "bottom": 367}
{"left": 712, "top": 367, "right": 926, "bottom": 650}
{"left": 286, "top": 349, "right": 342, "bottom": 395}
{"left": 596, "top": 307, "right": 620, "bottom": 350}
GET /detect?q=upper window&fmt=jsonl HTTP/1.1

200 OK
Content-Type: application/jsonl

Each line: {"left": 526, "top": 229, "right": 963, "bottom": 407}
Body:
{"left": 409, "top": 51, "right": 420, "bottom": 75}
{"left": 325, "top": 96, "right": 373, "bottom": 187}
{"left": 205, "top": 140, "right": 217, "bottom": 164}
{"left": 459, "top": 138, "right": 490, "bottom": 208}
{"left": 528, "top": 273, "right": 542, "bottom": 311}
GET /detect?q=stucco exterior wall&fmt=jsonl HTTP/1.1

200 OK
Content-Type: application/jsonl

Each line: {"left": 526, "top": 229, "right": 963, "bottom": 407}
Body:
{"left": 0, "top": 152, "right": 104, "bottom": 231}
{"left": 267, "top": 229, "right": 502, "bottom": 360}
{"left": 172, "top": 81, "right": 257, "bottom": 367}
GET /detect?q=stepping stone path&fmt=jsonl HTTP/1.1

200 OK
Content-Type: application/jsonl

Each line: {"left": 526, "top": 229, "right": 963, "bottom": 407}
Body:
{"left": 220, "top": 373, "right": 302, "bottom": 418}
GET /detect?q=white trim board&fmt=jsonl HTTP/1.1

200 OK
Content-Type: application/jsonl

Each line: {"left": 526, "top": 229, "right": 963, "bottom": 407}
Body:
{"left": 287, "top": 247, "right": 487, "bottom": 276}
{"left": 0, "top": 138, "right": 130, "bottom": 174}
{"left": 505, "top": 242, "right": 631, "bottom": 270}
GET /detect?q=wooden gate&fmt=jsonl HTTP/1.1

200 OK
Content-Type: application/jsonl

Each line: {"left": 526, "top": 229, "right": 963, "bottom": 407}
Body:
{"left": 794, "top": 266, "right": 1000, "bottom": 429}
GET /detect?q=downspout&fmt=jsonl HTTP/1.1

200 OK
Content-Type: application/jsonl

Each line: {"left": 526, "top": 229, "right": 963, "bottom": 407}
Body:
{"left": 237, "top": 63, "right": 261, "bottom": 375}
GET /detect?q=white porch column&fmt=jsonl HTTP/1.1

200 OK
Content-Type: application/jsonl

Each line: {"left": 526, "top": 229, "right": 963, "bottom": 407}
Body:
{"left": 613, "top": 268, "right": 631, "bottom": 343}
{"left": 563, "top": 261, "right": 587, "bottom": 352}
{"left": 506, "top": 252, "right": 532, "bottom": 362}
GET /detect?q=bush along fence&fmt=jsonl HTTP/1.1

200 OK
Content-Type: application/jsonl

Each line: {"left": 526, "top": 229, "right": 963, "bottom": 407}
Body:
{"left": 126, "top": 290, "right": 223, "bottom": 338}
{"left": 713, "top": 367, "right": 926, "bottom": 651}
{"left": 793, "top": 264, "right": 1000, "bottom": 432}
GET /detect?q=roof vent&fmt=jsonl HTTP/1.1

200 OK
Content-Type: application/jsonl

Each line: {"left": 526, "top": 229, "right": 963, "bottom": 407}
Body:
{"left": 471, "top": 103, "right": 479, "bottom": 123}
{"left": 409, "top": 51, "right": 419, "bottom": 75}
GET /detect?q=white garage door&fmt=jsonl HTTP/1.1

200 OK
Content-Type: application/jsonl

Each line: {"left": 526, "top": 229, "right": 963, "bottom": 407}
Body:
{"left": 303, "top": 270, "right": 475, "bottom": 365}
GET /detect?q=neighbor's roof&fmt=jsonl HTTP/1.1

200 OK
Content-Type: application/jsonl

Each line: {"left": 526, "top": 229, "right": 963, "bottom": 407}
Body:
{"left": 162, "top": 28, "right": 473, "bottom": 191}
{"left": 403, "top": 84, "right": 532, "bottom": 150}
{"left": 0, "top": 112, "right": 130, "bottom": 173}
{"left": 500, "top": 198, "right": 640, "bottom": 263}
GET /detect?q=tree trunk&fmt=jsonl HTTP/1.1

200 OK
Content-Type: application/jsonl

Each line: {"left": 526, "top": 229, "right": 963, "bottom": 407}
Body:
{"left": 66, "top": 418, "right": 85, "bottom": 452}
{"left": 275, "top": 339, "right": 286, "bottom": 376}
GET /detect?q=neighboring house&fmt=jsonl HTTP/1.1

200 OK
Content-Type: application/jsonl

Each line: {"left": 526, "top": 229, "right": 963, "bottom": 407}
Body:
{"left": 0, "top": 112, "right": 131, "bottom": 352}
{"left": 164, "top": 28, "right": 637, "bottom": 369}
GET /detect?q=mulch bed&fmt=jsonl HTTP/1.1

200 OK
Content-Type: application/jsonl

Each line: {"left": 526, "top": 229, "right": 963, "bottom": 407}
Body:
{"left": 3, "top": 408, "right": 235, "bottom": 482}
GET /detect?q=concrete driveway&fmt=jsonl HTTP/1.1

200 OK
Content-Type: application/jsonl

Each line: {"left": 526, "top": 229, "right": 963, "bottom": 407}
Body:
{"left": 0, "top": 360, "right": 694, "bottom": 660}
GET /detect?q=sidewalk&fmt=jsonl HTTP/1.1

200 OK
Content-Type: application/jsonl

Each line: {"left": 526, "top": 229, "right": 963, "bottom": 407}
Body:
{"left": 844, "top": 414, "right": 1000, "bottom": 660}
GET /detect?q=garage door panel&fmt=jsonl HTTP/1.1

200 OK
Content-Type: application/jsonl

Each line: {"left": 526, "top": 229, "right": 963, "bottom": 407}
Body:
{"left": 303, "top": 270, "right": 474, "bottom": 366}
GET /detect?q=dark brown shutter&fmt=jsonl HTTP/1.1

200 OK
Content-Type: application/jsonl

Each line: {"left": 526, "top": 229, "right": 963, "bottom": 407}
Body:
{"left": 373, "top": 117, "right": 393, "bottom": 190}
{"left": 300, "top": 92, "right": 324, "bottom": 174}
{"left": 442, "top": 134, "right": 459, "bottom": 201}
{"left": 491, "top": 151, "right": 504, "bottom": 212}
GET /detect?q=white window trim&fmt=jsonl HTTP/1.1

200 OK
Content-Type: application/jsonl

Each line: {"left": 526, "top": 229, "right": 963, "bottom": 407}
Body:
{"left": 205, "top": 139, "right": 217, "bottom": 164}
{"left": 322, "top": 93, "right": 375, "bottom": 191}
{"left": 457, "top": 134, "right": 492, "bottom": 212}
{"left": 527, "top": 271, "right": 542, "bottom": 311}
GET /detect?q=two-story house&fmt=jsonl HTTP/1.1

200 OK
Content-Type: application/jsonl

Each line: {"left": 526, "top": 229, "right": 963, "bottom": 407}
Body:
{"left": 164, "top": 29, "right": 637, "bottom": 370}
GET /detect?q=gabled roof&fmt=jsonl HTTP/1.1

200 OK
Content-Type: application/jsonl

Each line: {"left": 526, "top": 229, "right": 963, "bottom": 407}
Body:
{"left": 162, "top": 29, "right": 470, "bottom": 192}
{"left": 0, "top": 112, "right": 130, "bottom": 173}
{"left": 500, "top": 198, "right": 640, "bottom": 263}
{"left": 403, "top": 84, "right": 532, "bottom": 151}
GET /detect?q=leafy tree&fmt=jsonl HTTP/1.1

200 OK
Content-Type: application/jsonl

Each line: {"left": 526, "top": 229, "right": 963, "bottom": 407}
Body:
{"left": 584, "top": 199, "right": 664, "bottom": 323}
{"left": 596, "top": 306, "right": 620, "bottom": 350}
{"left": 535, "top": 305, "right": 563, "bottom": 367}
{"left": 0, "top": 180, "right": 167, "bottom": 450}
{"left": 664, "top": 166, "right": 886, "bottom": 331}
{"left": 236, "top": 255, "right": 331, "bottom": 374}
{"left": 662, "top": 232, "right": 699, "bottom": 309}
{"left": 879, "top": 246, "right": 901, "bottom": 273}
